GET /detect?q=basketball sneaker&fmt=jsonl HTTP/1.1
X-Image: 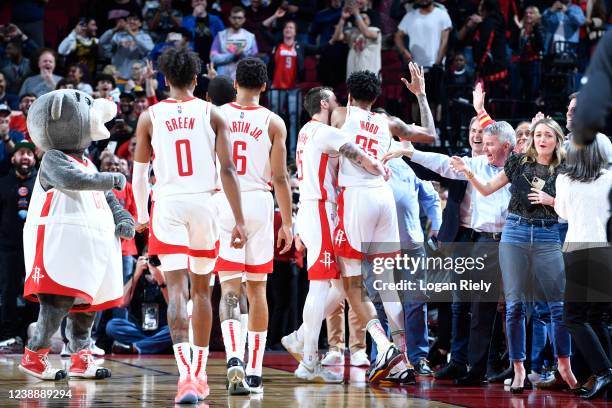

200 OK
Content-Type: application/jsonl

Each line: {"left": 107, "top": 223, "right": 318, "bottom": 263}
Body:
{"left": 294, "top": 359, "right": 344, "bottom": 383}
{"left": 174, "top": 378, "right": 199, "bottom": 404}
{"left": 69, "top": 349, "right": 111, "bottom": 379}
{"left": 368, "top": 345, "right": 402, "bottom": 383}
{"left": 194, "top": 373, "right": 210, "bottom": 401}
{"left": 321, "top": 350, "right": 344, "bottom": 366}
{"left": 19, "top": 347, "right": 67, "bottom": 380}
{"left": 246, "top": 375, "right": 264, "bottom": 394}
{"left": 227, "top": 357, "right": 250, "bottom": 395}
{"left": 281, "top": 331, "right": 303, "bottom": 363}
{"left": 350, "top": 350, "right": 370, "bottom": 367}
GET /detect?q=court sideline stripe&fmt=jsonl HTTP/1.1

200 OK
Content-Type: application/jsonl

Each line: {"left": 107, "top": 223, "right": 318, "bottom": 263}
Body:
{"left": 104, "top": 357, "right": 174, "bottom": 375}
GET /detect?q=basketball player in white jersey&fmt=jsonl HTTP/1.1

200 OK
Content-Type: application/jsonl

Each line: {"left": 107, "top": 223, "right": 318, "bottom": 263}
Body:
{"left": 132, "top": 48, "right": 246, "bottom": 404}
{"left": 214, "top": 58, "right": 293, "bottom": 395}
{"left": 330, "top": 70, "right": 434, "bottom": 383}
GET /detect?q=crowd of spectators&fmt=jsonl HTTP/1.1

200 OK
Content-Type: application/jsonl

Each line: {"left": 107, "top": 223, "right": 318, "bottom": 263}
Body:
{"left": 0, "top": 1, "right": 610, "bottom": 392}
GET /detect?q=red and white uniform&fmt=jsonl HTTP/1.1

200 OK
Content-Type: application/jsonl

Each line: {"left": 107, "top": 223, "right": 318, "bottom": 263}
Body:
{"left": 23, "top": 155, "right": 122, "bottom": 312}
{"left": 214, "top": 102, "right": 274, "bottom": 275}
{"left": 295, "top": 120, "right": 349, "bottom": 280}
{"left": 334, "top": 106, "right": 400, "bottom": 265}
{"left": 148, "top": 98, "right": 219, "bottom": 274}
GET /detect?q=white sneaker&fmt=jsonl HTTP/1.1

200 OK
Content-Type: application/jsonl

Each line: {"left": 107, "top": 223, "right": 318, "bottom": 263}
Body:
{"left": 294, "top": 359, "right": 344, "bottom": 383}
{"left": 527, "top": 371, "right": 541, "bottom": 384}
{"left": 350, "top": 350, "right": 370, "bottom": 367}
{"left": 281, "top": 331, "right": 303, "bottom": 363}
{"left": 321, "top": 350, "right": 344, "bottom": 366}
{"left": 89, "top": 340, "right": 105, "bottom": 357}
{"left": 504, "top": 378, "right": 512, "bottom": 386}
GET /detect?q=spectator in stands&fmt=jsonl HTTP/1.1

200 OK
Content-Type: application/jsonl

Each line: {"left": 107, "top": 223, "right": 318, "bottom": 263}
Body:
{"left": 0, "top": 141, "right": 37, "bottom": 346}
{"left": 279, "top": 1, "right": 318, "bottom": 45}
{"left": 0, "top": 74, "right": 18, "bottom": 110}
{"left": 107, "top": 256, "right": 172, "bottom": 354}
{"left": 145, "top": 0, "right": 183, "bottom": 43}
{"left": 94, "top": 0, "right": 141, "bottom": 34}
{"left": 100, "top": 154, "right": 138, "bottom": 282}
{"left": 268, "top": 20, "right": 313, "bottom": 163}
{"left": 210, "top": 6, "right": 258, "bottom": 79}
{"left": 18, "top": 48, "right": 62, "bottom": 97}
{"left": 58, "top": 18, "right": 99, "bottom": 77}
{"left": 395, "top": 0, "right": 451, "bottom": 122}
{"left": 542, "top": 0, "right": 585, "bottom": 55}
{"left": 150, "top": 28, "right": 193, "bottom": 63}
{"left": 514, "top": 121, "right": 531, "bottom": 154}
{"left": 99, "top": 12, "right": 154, "bottom": 81}
{"left": 1, "top": 40, "right": 31, "bottom": 99}
{"left": 181, "top": 0, "right": 225, "bottom": 64}
{"left": 446, "top": 53, "right": 475, "bottom": 147}
{"left": 0, "top": 104, "right": 25, "bottom": 175}
{"left": 458, "top": 0, "right": 509, "bottom": 99}
{"left": 8, "top": 94, "right": 35, "bottom": 138}
{"left": 331, "top": 6, "right": 382, "bottom": 80}
{"left": 55, "top": 78, "right": 78, "bottom": 90}
{"left": 11, "top": 0, "right": 46, "bottom": 48}
{"left": 511, "top": 6, "right": 544, "bottom": 102}
{"left": 65, "top": 64, "right": 94, "bottom": 95}
{"left": 0, "top": 23, "right": 39, "bottom": 60}
{"left": 93, "top": 74, "right": 120, "bottom": 102}
{"left": 243, "top": 0, "right": 275, "bottom": 57}
{"left": 309, "top": 0, "right": 342, "bottom": 46}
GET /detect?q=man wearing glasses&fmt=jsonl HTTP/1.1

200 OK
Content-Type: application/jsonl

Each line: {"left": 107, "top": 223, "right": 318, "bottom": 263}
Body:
{"left": 210, "top": 6, "right": 259, "bottom": 79}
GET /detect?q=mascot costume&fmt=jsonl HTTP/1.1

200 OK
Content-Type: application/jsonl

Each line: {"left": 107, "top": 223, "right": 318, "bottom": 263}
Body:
{"left": 18, "top": 90, "right": 135, "bottom": 380}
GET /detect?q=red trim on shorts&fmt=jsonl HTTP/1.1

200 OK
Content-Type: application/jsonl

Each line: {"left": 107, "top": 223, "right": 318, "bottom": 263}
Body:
{"left": 214, "top": 258, "right": 273, "bottom": 274}
{"left": 148, "top": 202, "right": 220, "bottom": 258}
{"left": 308, "top": 154, "right": 340, "bottom": 280}
{"left": 333, "top": 188, "right": 364, "bottom": 260}
{"left": 228, "top": 103, "right": 263, "bottom": 111}
{"left": 161, "top": 97, "right": 196, "bottom": 103}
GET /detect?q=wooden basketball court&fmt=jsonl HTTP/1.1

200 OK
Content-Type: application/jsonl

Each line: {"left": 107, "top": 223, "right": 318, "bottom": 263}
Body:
{"left": 0, "top": 352, "right": 607, "bottom": 407}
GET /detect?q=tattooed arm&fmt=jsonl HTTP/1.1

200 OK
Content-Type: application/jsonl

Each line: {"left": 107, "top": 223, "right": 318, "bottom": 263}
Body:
{"left": 339, "top": 142, "right": 385, "bottom": 176}
{"left": 388, "top": 116, "right": 435, "bottom": 144}
{"left": 401, "top": 62, "right": 438, "bottom": 142}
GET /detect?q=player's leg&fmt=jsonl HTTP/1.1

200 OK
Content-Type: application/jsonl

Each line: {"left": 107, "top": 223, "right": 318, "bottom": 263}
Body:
{"left": 189, "top": 269, "right": 213, "bottom": 400}
{"left": 239, "top": 280, "right": 249, "bottom": 359}
{"left": 19, "top": 294, "right": 73, "bottom": 380}
{"left": 66, "top": 311, "right": 110, "bottom": 379}
{"left": 244, "top": 275, "right": 268, "bottom": 393}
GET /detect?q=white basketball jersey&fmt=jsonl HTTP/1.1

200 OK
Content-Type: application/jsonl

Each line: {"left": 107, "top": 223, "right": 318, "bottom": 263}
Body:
{"left": 338, "top": 106, "right": 392, "bottom": 188}
{"left": 220, "top": 102, "right": 273, "bottom": 192}
{"left": 296, "top": 120, "right": 349, "bottom": 203}
{"left": 149, "top": 98, "right": 217, "bottom": 199}
{"left": 25, "top": 155, "right": 114, "bottom": 231}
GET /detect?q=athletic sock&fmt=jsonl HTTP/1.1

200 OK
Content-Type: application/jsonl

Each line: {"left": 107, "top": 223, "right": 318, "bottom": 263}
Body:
{"left": 239, "top": 313, "right": 249, "bottom": 360}
{"left": 296, "top": 325, "right": 304, "bottom": 343}
{"left": 246, "top": 331, "right": 267, "bottom": 377}
{"left": 221, "top": 319, "right": 242, "bottom": 361}
{"left": 366, "top": 319, "right": 392, "bottom": 353}
{"left": 173, "top": 342, "right": 192, "bottom": 381}
{"left": 191, "top": 345, "right": 209, "bottom": 380}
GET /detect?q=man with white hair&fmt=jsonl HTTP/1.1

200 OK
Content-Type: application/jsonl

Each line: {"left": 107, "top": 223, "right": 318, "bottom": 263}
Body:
{"left": 384, "top": 121, "right": 514, "bottom": 386}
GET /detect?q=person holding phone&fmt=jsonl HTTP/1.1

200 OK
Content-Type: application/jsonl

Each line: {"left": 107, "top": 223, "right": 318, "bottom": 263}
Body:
{"left": 450, "top": 118, "right": 578, "bottom": 393}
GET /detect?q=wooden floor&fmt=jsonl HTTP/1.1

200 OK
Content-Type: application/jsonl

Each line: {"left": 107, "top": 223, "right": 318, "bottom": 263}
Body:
{"left": 0, "top": 352, "right": 609, "bottom": 407}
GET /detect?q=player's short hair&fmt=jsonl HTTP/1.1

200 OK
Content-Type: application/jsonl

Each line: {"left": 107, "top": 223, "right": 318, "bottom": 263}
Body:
{"left": 235, "top": 58, "right": 267, "bottom": 90}
{"left": 304, "top": 87, "right": 332, "bottom": 117}
{"left": 208, "top": 75, "right": 236, "bottom": 106}
{"left": 347, "top": 70, "right": 381, "bottom": 103}
{"left": 158, "top": 48, "right": 201, "bottom": 89}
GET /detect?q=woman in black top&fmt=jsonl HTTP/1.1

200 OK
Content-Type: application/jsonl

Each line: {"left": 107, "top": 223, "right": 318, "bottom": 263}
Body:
{"left": 450, "top": 118, "right": 578, "bottom": 393}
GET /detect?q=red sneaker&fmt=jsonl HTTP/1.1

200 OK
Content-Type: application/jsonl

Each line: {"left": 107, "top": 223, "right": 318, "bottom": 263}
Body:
{"left": 18, "top": 347, "right": 67, "bottom": 380}
{"left": 194, "top": 373, "right": 210, "bottom": 401}
{"left": 69, "top": 349, "right": 111, "bottom": 379}
{"left": 174, "top": 378, "right": 199, "bottom": 404}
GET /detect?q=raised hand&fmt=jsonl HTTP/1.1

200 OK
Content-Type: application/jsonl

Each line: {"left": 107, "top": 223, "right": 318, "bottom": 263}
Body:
{"left": 531, "top": 111, "right": 545, "bottom": 125}
{"left": 204, "top": 62, "right": 217, "bottom": 79}
{"left": 449, "top": 156, "right": 469, "bottom": 174}
{"left": 401, "top": 62, "right": 425, "bottom": 96}
{"left": 472, "top": 82, "right": 485, "bottom": 113}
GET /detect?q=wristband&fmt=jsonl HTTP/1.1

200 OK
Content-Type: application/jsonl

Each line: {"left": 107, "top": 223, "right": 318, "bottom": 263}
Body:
{"left": 355, "top": 14, "right": 363, "bottom": 20}
{"left": 466, "top": 170, "right": 474, "bottom": 180}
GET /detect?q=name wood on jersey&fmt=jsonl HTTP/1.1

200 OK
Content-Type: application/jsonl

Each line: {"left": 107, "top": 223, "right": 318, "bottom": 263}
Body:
{"left": 230, "top": 121, "right": 264, "bottom": 141}
{"left": 165, "top": 117, "right": 196, "bottom": 132}
{"left": 360, "top": 120, "right": 379, "bottom": 135}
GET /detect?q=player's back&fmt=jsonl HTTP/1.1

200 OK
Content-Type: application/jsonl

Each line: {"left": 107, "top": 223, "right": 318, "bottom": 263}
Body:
{"left": 338, "top": 105, "right": 392, "bottom": 188}
{"left": 149, "top": 97, "right": 217, "bottom": 199}
{"left": 296, "top": 120, "right": 344, "bottom": 203}
{"left": 220, "top": 102, "right": 273, "bottom": 192}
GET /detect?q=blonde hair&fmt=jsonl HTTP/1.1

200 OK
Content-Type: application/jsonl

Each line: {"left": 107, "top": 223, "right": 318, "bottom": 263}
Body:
{"left": 521, "top": 6, "right": 541, "bottom": 27}
{"left": 522, "top": 118, "right": 566, "bottom": 174}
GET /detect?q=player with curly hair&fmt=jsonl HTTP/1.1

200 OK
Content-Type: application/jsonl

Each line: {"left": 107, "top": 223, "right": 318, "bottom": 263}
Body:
{"left": 132, "top": 47, "right": 247, "bottom": 404}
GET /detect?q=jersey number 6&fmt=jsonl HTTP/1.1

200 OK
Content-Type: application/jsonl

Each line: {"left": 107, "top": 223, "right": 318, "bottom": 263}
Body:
{"left": 233, "top": 141, "right": 247, "bottom": 175}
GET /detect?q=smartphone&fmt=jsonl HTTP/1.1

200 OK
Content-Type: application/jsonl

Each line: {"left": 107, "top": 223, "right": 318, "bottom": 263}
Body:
{"left": 531, "top": 176, "right": 545, "bottom": 190}
{"left": 107, "top": 141, "right": 117, "bottom": 153}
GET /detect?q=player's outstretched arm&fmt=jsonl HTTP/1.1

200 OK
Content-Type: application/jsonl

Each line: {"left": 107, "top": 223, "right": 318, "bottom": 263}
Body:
{"left": 401, "top": 62, "right": 438, "bottom": 142}
{"left": 388, "top": 115, "right": 436, "bottom": 144}
{"left": 211, "top": 105, "right": 246, "bottom": 248}
{"left": 132, "top": 110, "right": 153, "bottom": 228}
{"left": 269, "top": 113, "right": 293, "bottom": 254}
{"left": 338, "top": 142, "right": 385, "bottom": 177}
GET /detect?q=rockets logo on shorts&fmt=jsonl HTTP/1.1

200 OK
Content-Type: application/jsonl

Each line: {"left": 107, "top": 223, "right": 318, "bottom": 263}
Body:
{"left": 31, "top": 266, "right": 44, "bottom": 284}
{"left": 319, "top": 251, "right": 333, "bottom": 269}
{"left": 334, "top": 230, "right": 346, "bottom": 247}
